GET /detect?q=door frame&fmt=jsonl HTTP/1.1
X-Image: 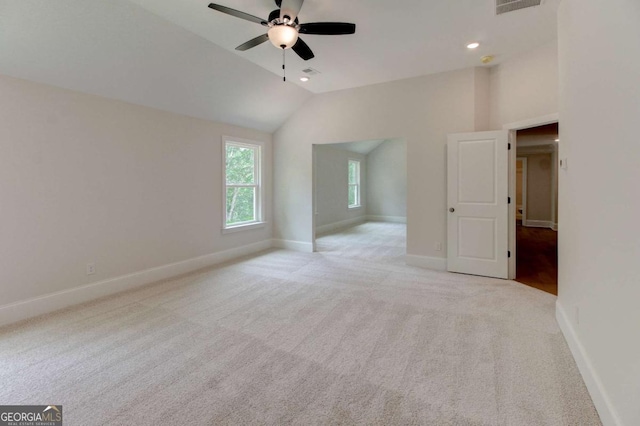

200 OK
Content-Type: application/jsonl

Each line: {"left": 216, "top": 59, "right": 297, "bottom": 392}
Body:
{"left": 503, "top": 113, "right": 559, "bottom": 279}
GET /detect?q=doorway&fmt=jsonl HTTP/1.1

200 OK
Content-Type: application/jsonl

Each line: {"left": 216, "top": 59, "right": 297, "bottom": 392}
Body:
{"left": 445, "top": 116, "right": 559, "bottom": 288}
{"left": 311, "top": 139, "right": 407, "bottom": 264}
{"left": 513, "top": 123, "right": 559, "bottom": 295}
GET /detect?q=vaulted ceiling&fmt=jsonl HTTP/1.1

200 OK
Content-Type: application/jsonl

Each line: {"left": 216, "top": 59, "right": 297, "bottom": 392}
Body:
{"left": 0, "top": 0, "right": 311, "bottom": 132}
{"left": 131, "top": 0, "right": 560, "bottom": 94}
{"left": 0, "top": 0, "right": 560, "bottom": 132}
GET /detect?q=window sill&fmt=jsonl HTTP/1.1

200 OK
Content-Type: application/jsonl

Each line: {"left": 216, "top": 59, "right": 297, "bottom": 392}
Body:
{"left": 222, "top": 222, "right": 267, "bottom": 234}
{"left": 348, "top": 206, "right": 362, "bottom": 210}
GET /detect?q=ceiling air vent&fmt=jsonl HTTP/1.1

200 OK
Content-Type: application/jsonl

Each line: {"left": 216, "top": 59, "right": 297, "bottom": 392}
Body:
{"left": 496, "top": 0, "right": 542, "bottom": 15}
{"left": 302, "top": 68, "right": 320, "bottom": 76}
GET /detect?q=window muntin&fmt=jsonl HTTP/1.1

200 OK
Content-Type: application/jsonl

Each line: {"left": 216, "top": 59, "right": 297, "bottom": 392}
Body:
{"left": 224, "top": 140, "right": 262, "bottom": 228}
{"left": 348, "top": 159, "right": 361, "bottom": 208}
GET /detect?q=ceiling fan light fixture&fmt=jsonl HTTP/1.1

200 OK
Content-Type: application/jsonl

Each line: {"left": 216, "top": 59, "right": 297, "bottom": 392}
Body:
{"left": 207, "top": 2, "right": 355, "bottom": 62}
{"left": 268, "top": 25, "right": 298, "bottom": 49}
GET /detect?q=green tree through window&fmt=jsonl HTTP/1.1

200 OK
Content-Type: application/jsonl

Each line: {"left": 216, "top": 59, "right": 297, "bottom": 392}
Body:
{"left": 225, "top": 141, "right": 262, "bottom": 227}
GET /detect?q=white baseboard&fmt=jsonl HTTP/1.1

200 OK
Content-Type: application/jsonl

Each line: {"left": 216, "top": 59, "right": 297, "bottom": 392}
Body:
{"left": 271, "top": 239, "right": 314, "bottom": 253}
{"left": 405, "top": 254, "right": 447, "bottom": 271}
{"left": 523, "top": 220, "right": 557, "bottom": 230}
{"left": 315, "top": 217, "right": 366, "bottom": 235}
{"left": 366, "top": 215, "right": 407, "bottom": 224}
{"left": 556, "top": 302, "right": 620, "bottom": 426}
{"left": 0, "top": 240, "right": 272, "bottom": 328}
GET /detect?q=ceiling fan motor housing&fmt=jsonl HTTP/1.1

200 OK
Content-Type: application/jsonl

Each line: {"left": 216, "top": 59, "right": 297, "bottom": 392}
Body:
{"left": 268, "top": 9, "right": 298, "bottom": 26}
{"left": 207, "top": 1, "right": 355, "bottom": 61}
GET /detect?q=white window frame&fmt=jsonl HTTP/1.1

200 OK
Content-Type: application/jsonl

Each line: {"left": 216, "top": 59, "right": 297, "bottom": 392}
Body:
{"left": 222, "top": 136, "right": 265, "bottom": 233}
{"left": 348, "top": 159, "right": 361, "bottom": 209}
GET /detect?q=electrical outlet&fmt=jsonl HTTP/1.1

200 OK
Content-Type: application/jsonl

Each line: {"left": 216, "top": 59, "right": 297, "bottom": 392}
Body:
{"left": 435, "top": 242, "right": 443, "bottom": 252}
{"left": 86, "top": 263, "right": 96, "bottom": 275}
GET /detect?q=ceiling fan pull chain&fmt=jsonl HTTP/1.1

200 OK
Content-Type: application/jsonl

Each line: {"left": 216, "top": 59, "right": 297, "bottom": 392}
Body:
{"left": 282, "top": 48, "right": 286, "bottom": 82}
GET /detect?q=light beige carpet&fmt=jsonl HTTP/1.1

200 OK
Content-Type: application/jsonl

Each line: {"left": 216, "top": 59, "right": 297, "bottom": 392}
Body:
{"left": 0, "top": 222, "right": 600, "bottom": 425}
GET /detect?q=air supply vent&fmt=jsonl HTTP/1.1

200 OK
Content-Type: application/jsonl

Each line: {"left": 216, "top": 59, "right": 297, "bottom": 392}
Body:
{"left": 302, "top": 67, "right": 320, "bottom": 76}
{"left": 496, "top": 0, "right": 542, "bottom": 15}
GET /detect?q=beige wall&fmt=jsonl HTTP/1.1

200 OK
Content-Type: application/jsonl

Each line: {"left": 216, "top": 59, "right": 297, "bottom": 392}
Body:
{"left": 517, "top": 152, "right": 554, "bottom": 222}
{"left": 0, "top": 74, "right": 272, "bottom": 306}
{"left": 0, "top": 32, "right": 562, "bottom": 315}
{"left": 366, "top": 139, "right": 407, "bottom": 219}
{"left": 274, "top": 45, "right": 559, "bottom": 258}
{"left": 274, "top": 67, "right": 479, "bottom": 258}
{"left": 489, "top": 41, "right": 559, "bottom": 128}
{"left": 558, "top": 1, "right": 640, "bottom": 425}
{"left": 474, "top": 67, "right": 491, "bottom": 131}
{"left": 314, "top": 145, "right": 367, "bottom": 229}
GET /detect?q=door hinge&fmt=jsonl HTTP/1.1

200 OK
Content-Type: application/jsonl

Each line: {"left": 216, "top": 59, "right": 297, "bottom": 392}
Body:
{"left": 508, "top": 197, "right": 511, "bottom": 204}
{"left": 508, "top": 251, "right": 511, "bottom": 258}
{"left": 508, "top": 143, "right": 511, "bottom": 150}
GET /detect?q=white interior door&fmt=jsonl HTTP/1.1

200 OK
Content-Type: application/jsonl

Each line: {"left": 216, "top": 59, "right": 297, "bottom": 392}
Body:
{"left": 447, "top": 130, "right": 509, "bottom": 279}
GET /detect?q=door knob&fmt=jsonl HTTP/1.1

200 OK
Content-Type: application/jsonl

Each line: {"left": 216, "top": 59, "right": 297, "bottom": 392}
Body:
{"left": 449, "top": 207, "right": 455, "bottom": 213}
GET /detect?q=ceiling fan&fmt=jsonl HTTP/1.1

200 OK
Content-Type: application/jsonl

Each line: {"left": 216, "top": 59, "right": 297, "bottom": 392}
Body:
{"left": 207, "top": 0, "right": 356, "bottom": 61}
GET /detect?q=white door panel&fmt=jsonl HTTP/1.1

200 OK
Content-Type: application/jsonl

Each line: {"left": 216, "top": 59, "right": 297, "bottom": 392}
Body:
{"left": 447, "top": 131, "right": 509, "bottom": 279}
{"left": 458, "top": 217, "right": 496, "bottom": 259}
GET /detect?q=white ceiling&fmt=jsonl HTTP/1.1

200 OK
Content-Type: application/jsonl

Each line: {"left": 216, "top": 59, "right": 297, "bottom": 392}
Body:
{"left": 128, "top": 0, "right": 560, "bottom": 93}
{"left": 0, "top": 0, "right": 560, "bottom": 132}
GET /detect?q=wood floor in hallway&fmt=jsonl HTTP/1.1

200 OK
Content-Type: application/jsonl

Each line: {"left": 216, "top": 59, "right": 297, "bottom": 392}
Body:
{"left": 515, "top": 223, "right": 558, "bottom": 295}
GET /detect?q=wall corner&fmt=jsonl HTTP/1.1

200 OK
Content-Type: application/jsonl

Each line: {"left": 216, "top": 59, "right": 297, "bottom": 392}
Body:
{"left": 473, "top": 67, "right": 491, "bottom": 131}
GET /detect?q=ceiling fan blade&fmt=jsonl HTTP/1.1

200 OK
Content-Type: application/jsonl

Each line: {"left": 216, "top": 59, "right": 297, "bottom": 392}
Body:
{"left": 292, "top": 37, "right": 314, "bottom": 61}
{"left": 280, "top": 0, "right": 304, "bottom": 23}
{"left": 235, "top": 34, "right": 269, "bottom": 51}
{"left": 299, "top": 22, "right": 356, "bottom": 35}
{"left": 208, "top": 3, "right": 267, "bottom": 26}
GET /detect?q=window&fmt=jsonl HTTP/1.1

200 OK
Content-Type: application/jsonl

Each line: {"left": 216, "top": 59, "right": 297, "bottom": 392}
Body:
{"left": 348, "top": 159, "right": 361, "bottom": 208}
{"left": 224, "top": 138, "right": 263, "bottom": 230}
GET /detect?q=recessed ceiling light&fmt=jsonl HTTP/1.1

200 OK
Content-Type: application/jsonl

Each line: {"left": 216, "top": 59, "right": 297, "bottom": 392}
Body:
{"left": 467, "top": 42, "right": 480, "bottom": 49}
{"left": 300, "top": 76, "right": 310, "bottom": 82}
